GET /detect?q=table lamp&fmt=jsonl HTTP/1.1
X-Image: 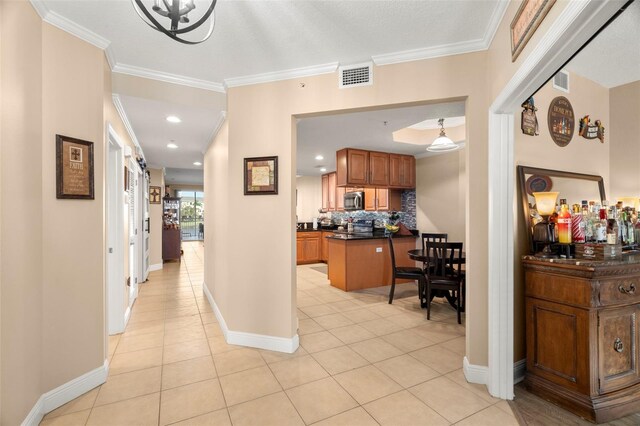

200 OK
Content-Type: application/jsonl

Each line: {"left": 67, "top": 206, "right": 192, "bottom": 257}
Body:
{"left": 532, "top": 191, "right": 559, "bottom": 258}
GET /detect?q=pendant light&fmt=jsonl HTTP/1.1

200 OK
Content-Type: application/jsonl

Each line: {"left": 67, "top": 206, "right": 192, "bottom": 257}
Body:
{"left": 132, "top": 0, "right": 217, "bottom": 45}
{"left": 427, "top": 118, "right": 459, "bottom": 152}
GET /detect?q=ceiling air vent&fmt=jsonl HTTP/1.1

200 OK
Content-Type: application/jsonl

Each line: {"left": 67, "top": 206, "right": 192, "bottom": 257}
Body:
{"left": 339, "top": 62, "right": 373, "bottom": 88}
{"left": 553, "top": 70, "right": 570, "bottom": 93}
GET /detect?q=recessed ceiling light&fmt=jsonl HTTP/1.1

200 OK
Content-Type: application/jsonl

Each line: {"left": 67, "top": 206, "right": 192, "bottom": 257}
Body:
{"left": 315, "top": 155, "right": 324, "bottom": 160}
{"left": 167, "top": 143, "right": 178, "bottom": 149}
{"left": 166, "top": 115, "right": 181, "bottom": 123}
{"left": 193, "top": 162, "right": 202, "bottom": 166}
{"left": 320, "top": 168, "right": 327, "bottom": 172}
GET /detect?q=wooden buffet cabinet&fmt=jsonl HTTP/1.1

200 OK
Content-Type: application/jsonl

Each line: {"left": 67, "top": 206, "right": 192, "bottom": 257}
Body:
{"left": 523, "top": 256, "right": 640, "bottom": 423}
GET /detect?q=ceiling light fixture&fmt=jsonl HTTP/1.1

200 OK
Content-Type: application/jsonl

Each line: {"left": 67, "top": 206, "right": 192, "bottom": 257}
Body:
{"left": 315, "top": 155, "right": 324, "bottom": 161}
{"left": 426, "top": 118, "right": 459, "bottom": 152}
{"left": 167, "top": 143, "right": 179, "bottom": 149}
{"left": 193, "top": 161, "right": 202, "bottom": 166}
{"left": 132, "top": 0, "right": 217, "bottom": 45}
{"left": 166, "top": 115, "right": 182, "bottom": 123}
{"left": 320, "top": 168, "right": 327, "bottom": 172}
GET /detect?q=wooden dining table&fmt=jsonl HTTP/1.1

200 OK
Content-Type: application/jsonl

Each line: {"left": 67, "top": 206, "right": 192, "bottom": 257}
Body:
{"left": 407, "top": 248, "right": 465, "bottom": 311}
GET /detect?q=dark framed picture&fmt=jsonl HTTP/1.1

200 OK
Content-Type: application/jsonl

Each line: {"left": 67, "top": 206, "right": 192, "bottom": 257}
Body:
{"left": 56, "top": 134, "right": 94, "bottom": 200}
{"left": 150, "top": 186, "right": 162, "bottom": 204}
{"left": 510, "top": 0, "right": 556, "bottom": 62}
{"left": 244, "top": 156, "right": 278, "bottom": 195}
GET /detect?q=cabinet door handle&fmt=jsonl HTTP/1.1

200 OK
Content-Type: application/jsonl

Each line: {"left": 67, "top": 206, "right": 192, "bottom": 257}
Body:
{"left": 614, "top": 338, "right": 624, "bottom": 353}
{"left": 618, "top": 283, "right": 636, "bottom": 294}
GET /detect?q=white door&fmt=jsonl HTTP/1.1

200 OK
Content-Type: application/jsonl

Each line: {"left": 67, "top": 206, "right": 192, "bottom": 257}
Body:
{"left": 128, "top": 159, "right": 140, "bottom": 305}
{"left": 139, "top": 169, "right": 150, "bottom": 283}
{"left": 107, "top": 126, "right": 125, "bottom": 335}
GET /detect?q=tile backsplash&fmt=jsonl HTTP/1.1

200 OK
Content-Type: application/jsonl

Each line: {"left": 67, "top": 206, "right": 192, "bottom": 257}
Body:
{"left": 331, "top": 189, "right": 416, "bottom": 229}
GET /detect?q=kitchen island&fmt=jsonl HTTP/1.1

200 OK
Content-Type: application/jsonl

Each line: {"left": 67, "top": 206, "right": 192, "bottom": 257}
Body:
{"left": 327, "top": 232, "right": 419, "bottom": 291}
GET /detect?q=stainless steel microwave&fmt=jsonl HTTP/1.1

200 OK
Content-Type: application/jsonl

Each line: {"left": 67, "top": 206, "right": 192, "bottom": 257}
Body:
{"left": 344, "top": 191, "right": 364, "bottom": 211}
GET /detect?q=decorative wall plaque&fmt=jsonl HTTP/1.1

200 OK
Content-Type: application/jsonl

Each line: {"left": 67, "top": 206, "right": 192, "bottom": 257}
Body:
{"left": 578, "top": 115, "right": 605, "bottom": 143}
{"left": 56, "top": 134, "right": 94, "bottom": 199}
{"left": 511, "top": 0, "right": 557, "bottom": 61}
{"left": 150, "top": 186, "right": 162, "bottom": 204}
{"left": 521, "top": 96, "right": 539, "bottom": 136}
{"left": 244, "top": 156, "right": 278, "bottom": 195}
{"left": 547, "top": 96, "right": 574, "bottom": 147}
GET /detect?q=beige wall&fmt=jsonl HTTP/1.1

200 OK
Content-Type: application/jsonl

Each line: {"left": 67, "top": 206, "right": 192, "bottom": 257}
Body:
{"left": 206, "top": 53, "right": 490, "bottom": 362}
{"left": 204, "top": 121, "right": 229, "bottom": 318}
{"left": 415, "top": 151, "right": 466, "bottom": 245}
{"left": 512, "top": 72, "right": 610, "bottom": 361}
{"left": 1, "top": 2, "right": 44, "bottom": 423}
{"left": 296, "top": 176, "right": 322, "bottom": 222}
{"left": 610, "top": 80, "right": 640, "bottom": 200}
{"left": 1, "top": 2, "right": 140, "bottom": 422}
{"left": 149, "top": 168, "right": 165, "bottom": 267}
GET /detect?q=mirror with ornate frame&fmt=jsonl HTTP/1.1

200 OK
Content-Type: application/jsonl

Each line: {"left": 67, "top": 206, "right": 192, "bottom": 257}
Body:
{"left": 517, "top": 165, "right": 606, "bottom": 254}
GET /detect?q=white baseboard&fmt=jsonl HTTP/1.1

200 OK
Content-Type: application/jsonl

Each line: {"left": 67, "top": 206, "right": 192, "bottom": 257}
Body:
{"left": 463, "top": 356, "right": 489, "bottom": 385}
{"left": 149, "top": 263, "right": 163, "bottom": 272}
{"left": 203, "top": 283, "right": 300, "bottom": 354}
{"left": 514, "top": 358, "right": 526, "bottom": 384}
{"left": 22, "top": 359, "right": 108, "bottom": 426}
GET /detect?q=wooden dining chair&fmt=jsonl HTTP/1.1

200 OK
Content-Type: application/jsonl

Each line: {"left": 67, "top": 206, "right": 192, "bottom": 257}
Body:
{"left": 424, "top": 241, "right": 464, "bottom": 324}
{"left": 421, "top": 233, "right": 448, "bottom": 272}
{"left": 387, "top": 235, "right": 427, "bottom": 305}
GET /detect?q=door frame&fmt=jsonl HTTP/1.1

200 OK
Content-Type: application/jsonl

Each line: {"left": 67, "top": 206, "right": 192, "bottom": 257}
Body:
{"left": 485, "top": 0, "right": 624, "bottom": 399}
{"left": 127, "top": 156, "right": 142, "bottom": 306}
{"left": 106, "top": 124, "right": 126, "bottom": 335}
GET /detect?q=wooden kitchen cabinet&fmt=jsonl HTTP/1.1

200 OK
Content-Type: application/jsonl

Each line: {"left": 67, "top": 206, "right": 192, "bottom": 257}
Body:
{"left": 369, "top": 151, "right": 389, "bottom": 186}
{"left": 321, "top": 172, "right": 338, "bottom": 211}
{"left": 321, "top": 174, "right": 329, "bottom": 210}
{"left": 364, "top": 188, "right": 401, "bottom": 211}
{"left": 335, "top": 186, "right": 346, "bottom": 211}
{"left": 523, "top": 257, "right": 640, "bottom": 423}
{"left": 328, "top": 172, "right": 337, "bottom": 211}
{"left": 389, "top": 154, "right": 416, "bottom": 188}
{"left": 321, "top": 231, "right": 332, "bottom": 262}
{"left": 296, "top": 232, "right": 321, "bottom": 264}
{"left": 336, "top": 149, "right": 369, "bottom": 187}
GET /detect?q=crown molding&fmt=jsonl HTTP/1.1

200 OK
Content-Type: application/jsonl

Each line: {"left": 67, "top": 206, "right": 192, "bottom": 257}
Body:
{"left": 372, "top": 0, "right": 509, "bottom": 66}
{"left": 483, "top": 0, "right": 510, "bottom": 50}
{"left": 112, "top": 94, "right": 145, "bottom": 160}
{"left": 30, "top": 0, "right": 110, "bottom": 50}
{"left": 224, "top": 62, "right": 339, "bottom": 89}
{"left": 372, "top": 38, "right": 488, "bottom": 66}
{"left": 104, "top": 46, "right": 117, "bottom": 70}
{"left": 204, "top": 111, "right": 227, "bottom": 152}
{"left": 112, "top": 63, "right": 226, "bottom": 93}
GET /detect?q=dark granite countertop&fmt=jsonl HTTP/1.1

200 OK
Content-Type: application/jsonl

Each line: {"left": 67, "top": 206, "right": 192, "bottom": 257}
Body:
{"left": 327, "top": 231, "right": 417, "bottom": 241}
{"left": 296, "top": 227, "right": 337, "bottom": 233}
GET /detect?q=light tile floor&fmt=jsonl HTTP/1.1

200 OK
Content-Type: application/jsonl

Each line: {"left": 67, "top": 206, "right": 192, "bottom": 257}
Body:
{"left": 40, "top": 241, "right": 518, "bottom": 426}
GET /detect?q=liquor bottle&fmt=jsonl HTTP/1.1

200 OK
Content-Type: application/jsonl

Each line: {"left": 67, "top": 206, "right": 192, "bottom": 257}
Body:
{"left": 606, "top": 207, "right": 619, "bottom": 245}
{"left": 582, "top": 203, "right": 593, "bottom": 242}
{"left": 626, "top": 208, "right": 635, "bottom": 245}
{"left": 619, "top": 210, "right": 628, "bottom": 245}
{"left": 557, "top": 203, "right": 572, "bottom": 244}
{"left": 595, "top": 207, "right": 607, "bottom": 243}
{"left": 571, "top": 204, "right": 585, "bottom": 243}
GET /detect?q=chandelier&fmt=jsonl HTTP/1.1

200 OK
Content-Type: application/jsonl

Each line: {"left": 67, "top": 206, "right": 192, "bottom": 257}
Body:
{"left": 426, "top": 118, "right": 459, "bottom": 152}
{"left": 132, "top": 0, "right": 217, "bottom": 45}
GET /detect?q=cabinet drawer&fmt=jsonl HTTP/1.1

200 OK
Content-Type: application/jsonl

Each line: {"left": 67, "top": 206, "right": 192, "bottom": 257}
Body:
{"left": 598, "top": 278, "right": 640, "bottom": 306}
{"left": 598, "top": 305, "right": 640, "bottom": 394}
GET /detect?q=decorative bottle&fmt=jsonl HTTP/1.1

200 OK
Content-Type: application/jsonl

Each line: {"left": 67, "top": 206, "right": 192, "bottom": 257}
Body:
{"left": 606, "top": 207, "right": 619, "bottom": 245}
{"left": 557, "top": 203, "right": 572, "bottom": 244}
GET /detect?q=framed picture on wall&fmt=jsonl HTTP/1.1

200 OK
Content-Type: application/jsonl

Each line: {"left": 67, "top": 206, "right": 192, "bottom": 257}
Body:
{"left": 244, "top": 156, "right": 278, "bottom": 195}
{"left": 510, "top": 0, "right": 556, "bottom": 61}
{"left": 56, "top": 134, "right": 95, "bottom": 200}
{"left": 150, "top": 186, "right": 162, "bottom": 204}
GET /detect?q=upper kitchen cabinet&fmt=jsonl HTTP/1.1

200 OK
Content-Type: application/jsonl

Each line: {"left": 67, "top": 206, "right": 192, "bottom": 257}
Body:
{"left": 336, "top": 149, "right": 369, "bottom": 187}
{"left": 389, "top": 154, "right": 416, "bottom": 189}
{"left": 369, "top": 151, "right": 390, "bottom": 186}
{"left": 321, "top": 171, "right": 339, "bottom": 211}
